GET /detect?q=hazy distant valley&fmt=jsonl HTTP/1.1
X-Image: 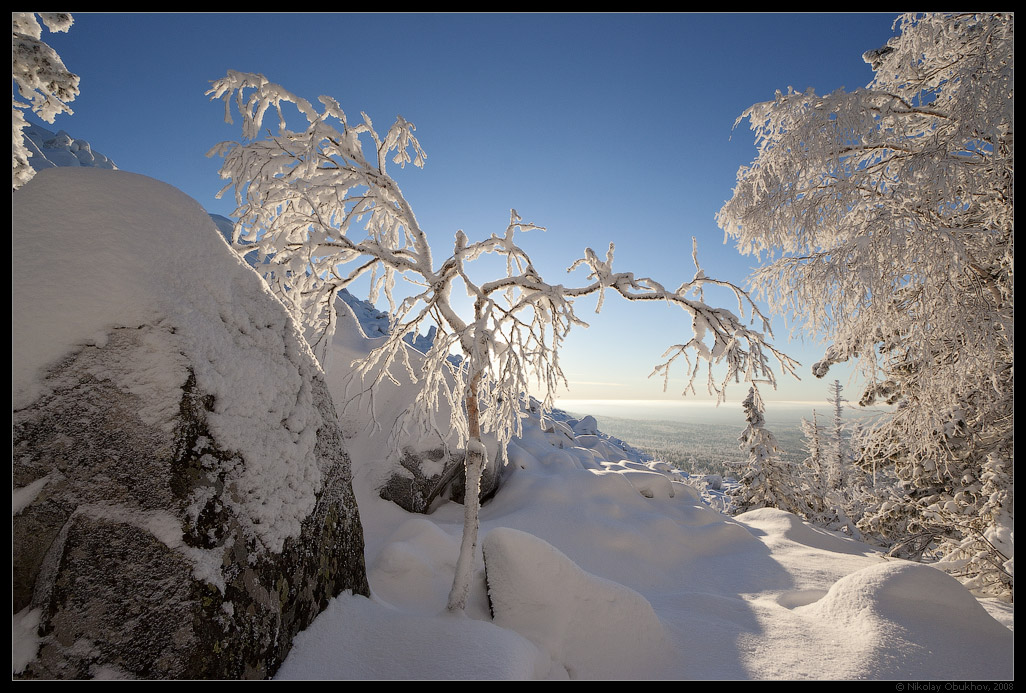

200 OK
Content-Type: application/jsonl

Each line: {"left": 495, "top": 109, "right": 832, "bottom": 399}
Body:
{"left": 558, "top": 399, "right": 868, "bottom": 478}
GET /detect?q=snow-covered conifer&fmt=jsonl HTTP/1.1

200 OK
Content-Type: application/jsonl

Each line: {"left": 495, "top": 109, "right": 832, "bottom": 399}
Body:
{"left": 718, "top": 13, "right": 1013, "bottom": 596}
{"left": 730, "top": 386, "right": 800, "bottom": 516}
{"left": 800, "top": 411, "right": 824, "bottom": 490}
{"left": 794, "top": 410, "right": 831, "bottom": 521}
{"left": 826, "top": 380, "right": 848, "bottom": 496}
{"left": 12, "top": 13, "right": 79, "bottom": 190}
{"left": 797, "top": 382, "right": 870, "bottom": 538}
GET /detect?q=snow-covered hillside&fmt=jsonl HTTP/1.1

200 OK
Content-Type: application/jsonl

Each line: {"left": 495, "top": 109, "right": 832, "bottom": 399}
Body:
{"left": 12, "top": 165, "right": 1013, "bottom": 680}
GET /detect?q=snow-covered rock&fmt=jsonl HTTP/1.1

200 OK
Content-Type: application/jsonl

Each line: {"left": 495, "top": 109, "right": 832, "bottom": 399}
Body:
{"left": 620, "top": 468, "right": 676, "bottom": 499}
{"left": 22, "top": 123, "right": 117, "bottom": 172}
{"left": 326, "top": 300, "right": 503, "bottom": 515}
{"left": 12, "top": 168, "right": 368, "bottom": 679}
{"left": 570, "top": 415, "right": 599, "bottom": 436}
{"left": 376, "top": 446, "right": 467, "bottom": 514}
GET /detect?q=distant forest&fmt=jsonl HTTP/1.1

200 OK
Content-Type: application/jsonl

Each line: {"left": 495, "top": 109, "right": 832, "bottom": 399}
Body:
{"left": 563, "top": 413, "right": 806, "bottom": 479}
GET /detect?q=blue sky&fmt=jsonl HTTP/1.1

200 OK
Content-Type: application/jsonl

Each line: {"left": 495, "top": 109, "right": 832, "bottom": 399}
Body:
{"left": 29, "top": 12, "right": 901, "bottom": 403}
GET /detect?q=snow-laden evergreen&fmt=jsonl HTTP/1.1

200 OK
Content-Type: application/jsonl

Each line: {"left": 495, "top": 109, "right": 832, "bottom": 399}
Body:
{"left": 729, "top": 386, "right": 800, "bottom": 516}
{"left": 12, "top": 13, "right": 79, "bottom": 190}
{"left": 718, "top": 12, "right": 1014, "bottom": 598}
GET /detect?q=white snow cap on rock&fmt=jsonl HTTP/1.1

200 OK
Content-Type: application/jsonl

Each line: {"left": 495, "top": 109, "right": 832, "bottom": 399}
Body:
{"left": 13, "top": 168, "right": 326, "bottom": 553}
{"left": 571, "top": 415, "right": 599, "bottom": 436}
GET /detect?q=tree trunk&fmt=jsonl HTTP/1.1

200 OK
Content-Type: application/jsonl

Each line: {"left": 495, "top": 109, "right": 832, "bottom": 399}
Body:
{"left": 447, "top": 299, "right": 488, "bottom": 612}
{"left": 447, "top": 374, "right": 484, "bottom": 612}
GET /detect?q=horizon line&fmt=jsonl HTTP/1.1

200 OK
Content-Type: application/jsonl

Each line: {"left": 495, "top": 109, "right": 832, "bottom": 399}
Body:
{"left": 554, "top": 397, "right": 828, "bottom": 406}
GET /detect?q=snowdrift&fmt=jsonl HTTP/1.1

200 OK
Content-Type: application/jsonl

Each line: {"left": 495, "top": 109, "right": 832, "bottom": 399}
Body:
{"left": 291, "top": 316, "right": 1014, "bottom": 679}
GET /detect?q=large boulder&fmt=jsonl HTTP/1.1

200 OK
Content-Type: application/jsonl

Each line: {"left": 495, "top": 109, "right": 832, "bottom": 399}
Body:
{"left": 12, "top": 169, "right": 369, "bottom": 679}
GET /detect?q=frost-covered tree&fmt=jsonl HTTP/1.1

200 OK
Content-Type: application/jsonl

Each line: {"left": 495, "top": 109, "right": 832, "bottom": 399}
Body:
{"left": 796, "top": 410, "right": 830, "bottom": 520}
{"left": 825, "top": 380, "right": 848, "bottom": 496}
{"left": 730, "top": 386, "right": 801, "bottom": 516}
{"left": 796, "top": 383, "right": 869, "bottom": 538}
{"left": 207, "top": 71, "right": 797, "bottom": 611}
{"left": 941, "top": 453, "right": 1015, "bottom": 596}
{"left": 12, "top": 12, "right": 79, "bottom": 190}
{"left": 799, "top": 411, "right": 824, "bottom": 489}
{"left": 718, "top": 13, "right": 1013, "bottom": 596}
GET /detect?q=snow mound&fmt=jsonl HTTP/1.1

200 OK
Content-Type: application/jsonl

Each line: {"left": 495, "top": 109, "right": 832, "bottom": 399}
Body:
{"left": 275, "top": 592, "right": 556, "bottom": 680}
{"left": 369, "top": 518, "right": 461, "bottom": 613}
{"left": 797, "top": 561, "right": 1013, "bottom": 679}
{"left": 736, "top": 507, "right": 878, "bottom": 556}
{"left": 482, "top": 464, "right": 760, "bottom": 593}
{"left": 482, "top": 527, "right": 671, "bottom": 679}
{"left": 571, "top": 415, "right": 599, "bottom": 435}
{"left": 620, "top": 468, "right": 676, "bottom": 499}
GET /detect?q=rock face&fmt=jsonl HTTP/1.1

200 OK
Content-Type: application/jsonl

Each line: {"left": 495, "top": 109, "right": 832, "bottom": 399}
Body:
{"left": 12, "top": 168, "right": 369, "bottom": 679}
{"left": 12, "top": 341, "right": 368, "bottom": 679}
{"left": 377, "top": 443, "right": 503, "bottom": 515}
{"left": 377, "top": 447, "right": 467, "bottom": 514}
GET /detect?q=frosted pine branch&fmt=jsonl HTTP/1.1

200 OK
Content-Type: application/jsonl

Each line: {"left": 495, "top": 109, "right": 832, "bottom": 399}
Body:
{"left": 12, "top": 13, "right": 79, "bottom": 190}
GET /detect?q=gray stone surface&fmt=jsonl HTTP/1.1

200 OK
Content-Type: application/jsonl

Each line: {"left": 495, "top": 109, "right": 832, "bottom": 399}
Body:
{"left": 13, "top": 324, "right": 369, "bottom": 679}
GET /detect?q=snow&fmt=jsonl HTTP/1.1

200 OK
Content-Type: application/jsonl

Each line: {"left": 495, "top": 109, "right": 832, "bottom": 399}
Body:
{"left": 13, "top": 168, "right": 327, "bottom": 555}
{"left": 12, "top": 608, "right": 42, "bottom": 675}
{"left": 21, "top": 123, "right": 117, "bottom": 173}
{"left": 274, "top": 398, "right": 1014, "bottom": 679}
{"left": 273, "top": 300, "right": 1014, "bottom": 679}
{"left": 12, "top": 476, "right": 50, "bottom": 516}
{"left": 275, "top": 593, "right": 551, "bottom": 680}
{"left": 12, "top": 166, "right": 1013, "bottom": 680}
{"left": 793, "top": 561, "right": 1013, "bottom": 680}
{"left": 482, "top": 527, "right": 672, "bottom": 679}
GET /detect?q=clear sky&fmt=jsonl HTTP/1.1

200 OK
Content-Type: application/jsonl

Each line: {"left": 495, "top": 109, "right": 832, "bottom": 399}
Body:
{"left": 28, "top": 12, "right": 902, "bottom": 403}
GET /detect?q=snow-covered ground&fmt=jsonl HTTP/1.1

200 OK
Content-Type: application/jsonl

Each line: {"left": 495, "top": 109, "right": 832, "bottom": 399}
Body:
{"left": 12, "top": 167, "right": 1013, "bottom": 680}
{"left": 278, "top": 415, "right": 1014, "bottom": 679}
{"left": 278, "top": 278, "right": 1015, "bottom": 680}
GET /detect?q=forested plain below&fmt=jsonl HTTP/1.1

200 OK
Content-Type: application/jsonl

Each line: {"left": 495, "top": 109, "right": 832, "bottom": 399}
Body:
{"left": 559, "top": 400, "right": 873, "bottom": 477}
